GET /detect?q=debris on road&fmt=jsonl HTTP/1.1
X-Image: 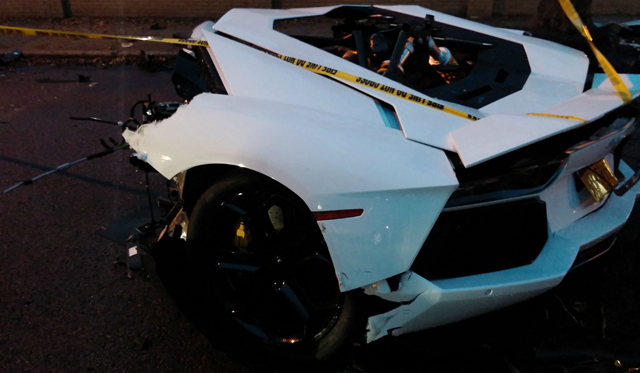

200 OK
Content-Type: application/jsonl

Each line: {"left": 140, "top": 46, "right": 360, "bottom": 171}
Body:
{"left": 37, "top": 74, "right": 92, "bottom": 83}
{"left": 3, "top": 143, "right": 128, "bottom": 194}
{"left": 137, "top": 50, "right": 172, "bottom": 72}
{"left": 0, "top": 49, "right": 22, "bottom": 65}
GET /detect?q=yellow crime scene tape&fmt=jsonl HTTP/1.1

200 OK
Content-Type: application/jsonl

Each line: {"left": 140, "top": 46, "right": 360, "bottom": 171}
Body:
{"left": 0, "top": 24, "right": 479, "bottom": 121}
{"left": 527, "top": 113, "right": 586, "bottom": 122}
{"left": 0, "top": 25, "right": 209, "bottom": 47}
{"left": 558, "top": 0, "right": 633, "bottom": 105}
{"left": 4, "top": 5, "right": 627, "bottom": 123}
{"left": 266, "top": 51, "right": 480, "bottom": 121}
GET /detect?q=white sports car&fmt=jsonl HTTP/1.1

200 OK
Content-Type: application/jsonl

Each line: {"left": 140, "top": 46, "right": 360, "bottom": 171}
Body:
{"left": 123, "top": 5, "right": 640, "bottom": 362}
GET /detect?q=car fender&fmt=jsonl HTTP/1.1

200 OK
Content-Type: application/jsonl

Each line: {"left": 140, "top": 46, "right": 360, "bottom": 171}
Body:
{"left": 124, "top": 94, "right": 459, "bottom": 291}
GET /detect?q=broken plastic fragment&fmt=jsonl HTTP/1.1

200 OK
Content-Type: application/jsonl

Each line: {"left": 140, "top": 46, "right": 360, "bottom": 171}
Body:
{"left": 364, "top": 279, "right": 391, "bottom": 295}
{"left": 268, "top": 205, "right": 284, "bottom": 232}
{"left": 0, "top": 49, "right": 22, "bottom": 65}
{"left": 132, "top": 153, "right": 148, "bottom": 162}
{"left": 127, "top": 245, "right": 142, "bottom": 270}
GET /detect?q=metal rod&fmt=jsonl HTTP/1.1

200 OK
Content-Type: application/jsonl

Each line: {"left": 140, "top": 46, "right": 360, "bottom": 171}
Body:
{"left": 383, "top": 28, "right": 410, "bottom": 79}
{"left": 145, "top": 171, "right": 155, "bottom": 222}
{"left": 3, "top": 144, "right": 127, "bottom": 194}
{"left": 353, "top": 29, "right": 368, "bottom": 68}
{"left": 60, "top": 0, "right": 72, "bottom": 18}
{"left": 70, "top": 116, "right": 122, "bottom": 126}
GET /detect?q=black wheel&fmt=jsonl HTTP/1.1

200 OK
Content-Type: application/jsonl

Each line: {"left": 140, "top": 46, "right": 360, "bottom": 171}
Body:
{"left": 187, "top": 171, "right": 364, "bottom": 362}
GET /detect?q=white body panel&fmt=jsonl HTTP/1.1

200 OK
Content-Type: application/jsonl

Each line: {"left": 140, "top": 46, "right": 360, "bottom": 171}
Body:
{"left": 450, "top": 114, "right": 582, "bottom": 167}
{"left": 478, "top": 73, "right": 585, "bottom": 116}
{"left": 204, "top": 30, "right": 385, "bottom": 126}
{"left": 124, "top": 94, "right": 458, "bottom": 290}
{"left": 451, "top": 77, "right": 640, "bottom": 167}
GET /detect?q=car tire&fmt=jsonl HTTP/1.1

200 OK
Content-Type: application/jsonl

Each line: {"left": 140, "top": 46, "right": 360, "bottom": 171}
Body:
{"left": 186, "top": 170, "right": 365, "bottom": 363}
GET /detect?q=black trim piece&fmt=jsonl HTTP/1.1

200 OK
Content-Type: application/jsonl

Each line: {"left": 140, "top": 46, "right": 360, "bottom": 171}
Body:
{"left": 290, "top": 35, "right": 347, "bottom": 48}
{"left": 171, "top": 49, "right": 211, "bottom": 100}
{"left": 617, "top": 199, "right": 640, "bottom": 244}
{"left": 170, "top": 46, "right": 227, "bottom": 100}
{"left": 411, "top": 198, "right": 548, "bottom": 280}
{"left": 571, "top": 235, "right": 616, "bottom": 270}
{"left": 456, "top": 85, "right": 493, "bottom": 101}
{"left": 446, "top": 160, "right": 562, "bottom": 207}
{"left": 193, "top": 46, "right": 227, "bottom": 95}
{"left": 495, "top": 68, "right": 509, "bottom": 83}
{"left": 386, "top": 274, "right": 402, "bottom": 292}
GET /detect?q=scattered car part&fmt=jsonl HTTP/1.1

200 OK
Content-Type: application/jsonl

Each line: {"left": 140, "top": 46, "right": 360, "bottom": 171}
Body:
{"left": 127, "top": 245, "right": 143, "bottom": 270}
{"left": 149, "top": 23, "right": 166, "bottom": 31}
{"left": 138, "top": 50, "right": 173, "bottom": 73}
{"left": 0, "top": 49, "right": 22, "bottom": 65}
{"left": 37, "top": 74, "right": 92, "bottom": 83}
{"left": 69, "top": 116, "right": 125, "bottom": 126}
{"left": 3, "top": 143, "right": 128, "bottom": 194}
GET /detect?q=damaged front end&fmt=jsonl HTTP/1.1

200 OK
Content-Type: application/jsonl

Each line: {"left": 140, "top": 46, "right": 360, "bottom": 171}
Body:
{"left": 120, "top": 27, "right": 227, "bottom": 265}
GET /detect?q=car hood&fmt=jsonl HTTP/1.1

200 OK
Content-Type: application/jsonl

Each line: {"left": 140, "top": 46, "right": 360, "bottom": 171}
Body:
{"left": 203, "top": 6, "right": 640, "bottom": 167}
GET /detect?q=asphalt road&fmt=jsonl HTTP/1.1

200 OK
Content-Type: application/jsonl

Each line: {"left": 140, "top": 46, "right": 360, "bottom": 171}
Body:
{"left": 0, "top": 65, "right": 254, "bottom": 373}
{"left": 1, "top": 65, "right": 640, "bottom": 373}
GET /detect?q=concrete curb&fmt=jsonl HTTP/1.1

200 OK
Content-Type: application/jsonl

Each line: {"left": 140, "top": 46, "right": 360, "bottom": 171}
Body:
{"left": 20, "top": 50, "right": 177, "bottom": 58}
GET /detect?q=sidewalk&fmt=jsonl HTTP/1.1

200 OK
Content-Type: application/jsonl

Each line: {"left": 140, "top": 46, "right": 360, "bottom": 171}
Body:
{"left": 0, "top": 16, "right": 206, "bottom": 59}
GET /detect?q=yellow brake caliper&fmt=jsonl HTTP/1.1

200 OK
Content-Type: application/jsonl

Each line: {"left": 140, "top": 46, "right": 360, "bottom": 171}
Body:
{"left": 233, "top": 220, "right": 251, "bottom": 251}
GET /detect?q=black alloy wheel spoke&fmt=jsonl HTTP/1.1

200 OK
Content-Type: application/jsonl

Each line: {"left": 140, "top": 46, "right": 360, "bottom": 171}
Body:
{"left": 214, "top": 249, "right": 270, "bottom": 272}
{"left": 293, "top": 252, "right": 332, "bottom": 267}
{"left": 280, "top": 283, "right": 311, "bottom": 321}
{"left": 217, "top": 262, "right": 263, "bottom": 273}
{"left": 285, "top": 266, "right": 342, "bottom": 314}
{"left": 229, "top": 276, "right": 273, "bottom": 311}
{"left": 233, "top": 286, "right": 298, "bottom": 343}
{"left": 284, "top": 276, "right": 332, "bottom": 315}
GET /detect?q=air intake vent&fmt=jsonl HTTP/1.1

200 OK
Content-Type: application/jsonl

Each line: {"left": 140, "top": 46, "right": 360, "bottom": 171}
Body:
{"left": 411, "top": 199, "right": 548, "bottom": 280}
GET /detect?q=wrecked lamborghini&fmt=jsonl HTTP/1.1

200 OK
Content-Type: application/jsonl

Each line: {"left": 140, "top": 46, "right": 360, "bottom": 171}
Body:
{"left": 122, "top": 5, "right": 640, "bottom": 362}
